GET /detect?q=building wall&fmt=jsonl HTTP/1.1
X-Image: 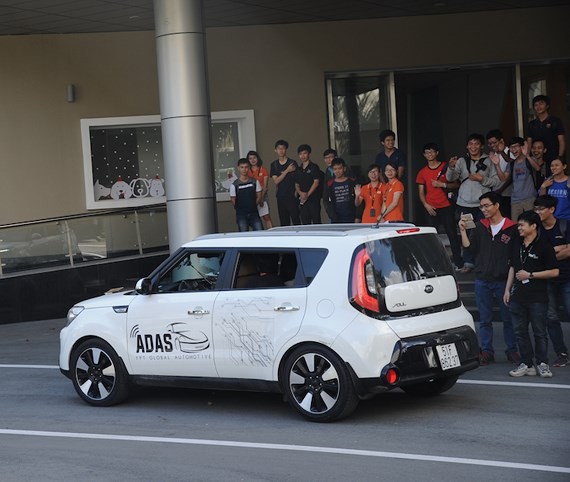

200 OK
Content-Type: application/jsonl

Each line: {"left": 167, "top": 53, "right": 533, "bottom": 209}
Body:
{"left": 1, "top": 6, "right": 569, "bottom": 231}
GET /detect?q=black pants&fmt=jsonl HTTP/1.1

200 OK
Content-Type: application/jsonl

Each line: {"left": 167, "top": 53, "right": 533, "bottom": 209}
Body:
{"left": 277, "top": 196, "right": 300, "bottom": 226}
{"left": 426, "top": 205, "right": 463, "bottom": 268}
{"left": 300, "top": 199, "right": 321, "bottom": 225}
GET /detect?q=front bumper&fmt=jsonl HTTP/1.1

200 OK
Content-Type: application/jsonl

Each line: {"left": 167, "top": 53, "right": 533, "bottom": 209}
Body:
{"left": 355, "top": 325, "right": 479, "bottom": 395}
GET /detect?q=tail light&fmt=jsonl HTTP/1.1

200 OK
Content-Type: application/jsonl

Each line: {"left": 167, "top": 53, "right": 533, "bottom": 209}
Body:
{"left": 350, "top": 248, "right": 379, "bottom": 313}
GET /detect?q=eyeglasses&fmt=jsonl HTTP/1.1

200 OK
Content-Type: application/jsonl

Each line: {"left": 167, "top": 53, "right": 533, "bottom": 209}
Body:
{"left": 534, "top": 206, "right": 547, "bottom": 212}
{"left": 479, "top": 203, "right": 495, "bottom": 210}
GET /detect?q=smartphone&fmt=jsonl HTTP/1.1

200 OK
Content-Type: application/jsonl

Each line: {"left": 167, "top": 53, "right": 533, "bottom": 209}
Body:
{"left": 460, "top": 213, "right": 476, "bottom": 229}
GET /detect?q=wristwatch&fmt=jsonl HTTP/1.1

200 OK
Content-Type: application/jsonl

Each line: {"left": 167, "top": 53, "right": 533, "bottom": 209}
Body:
{"left": 529, "top": 272, "right": 534, "bottom": 279}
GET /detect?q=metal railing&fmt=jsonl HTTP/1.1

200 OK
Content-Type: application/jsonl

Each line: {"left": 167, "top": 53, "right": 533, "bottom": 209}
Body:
{"left": 0, "top": 206, "right": 169, "bottom": 277}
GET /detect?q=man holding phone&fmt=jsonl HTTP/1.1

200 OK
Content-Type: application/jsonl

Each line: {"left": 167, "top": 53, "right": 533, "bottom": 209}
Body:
{"left": 447, "top": 133, "right": 502, "bottom": 272}
{"left": 459, "top": 191, "right": 519, "bottom": 366}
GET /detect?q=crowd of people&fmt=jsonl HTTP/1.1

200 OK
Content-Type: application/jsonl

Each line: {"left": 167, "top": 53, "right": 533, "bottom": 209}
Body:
{"left": 229, "top": 94, "right": 568, "bottom": 377}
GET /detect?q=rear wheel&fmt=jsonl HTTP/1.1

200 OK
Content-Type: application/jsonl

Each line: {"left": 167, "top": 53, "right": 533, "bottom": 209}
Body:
{"left": 70, "top": 339, "right": 129, "bottom": 406}
{"left": 401, "top": 375, "right": 458, "bottom": 396}
{"left": 282, "top": 344, "right": 358, "bottom": 422}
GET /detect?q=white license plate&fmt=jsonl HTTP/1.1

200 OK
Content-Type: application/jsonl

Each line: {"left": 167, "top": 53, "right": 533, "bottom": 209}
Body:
{"left": 436, "top": 343, "right": 461, "bottom": 371}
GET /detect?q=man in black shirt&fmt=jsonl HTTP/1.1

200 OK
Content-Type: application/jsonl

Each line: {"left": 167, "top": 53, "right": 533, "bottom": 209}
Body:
{"left": 526, "top": 95, "right": 566, "bottom": 172}
{"left": 534, "top": 195, "right": 570, "bottom": 368}
{"left": 504, "top": 210, "right": 559, "bottom": 378}
{"left": 270, "top": 139, "right": 300, "bottom": 226}
{"left": 294, "top": 144, "right": 322, "bottom": 224}
{"left": 230, "top": 158, "right": 263, "bottom": 232}
{"left": 323, "top": 158, "right": 356, "bottom": 223}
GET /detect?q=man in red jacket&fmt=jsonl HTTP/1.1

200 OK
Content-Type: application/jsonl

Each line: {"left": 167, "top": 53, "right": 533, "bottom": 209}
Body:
{"left": 459, "top": 191, "right": 520, "bottom": 365}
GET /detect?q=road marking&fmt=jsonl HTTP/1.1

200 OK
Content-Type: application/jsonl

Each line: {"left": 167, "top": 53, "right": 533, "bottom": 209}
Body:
{"left": 0, "top": 364, "right": 59, "bottom": 369}
{"left": 458, "top": 379, "right": 570, "bottom": 389}
{"left": 0, "top": 429, "right": 568, "bottom": 474}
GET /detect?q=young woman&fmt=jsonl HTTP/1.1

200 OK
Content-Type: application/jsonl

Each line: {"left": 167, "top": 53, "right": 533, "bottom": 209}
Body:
{"left": 539, "top": 158, "right": 570, "bottom": 223}
{"left": 247, "top": 150, "right": 273, "bottom": 229}
{"left": 379, "top": 161, "right": 405, "bottom": 222}
{"left": 355, "top": 164, "right": 383, "bottom": 223}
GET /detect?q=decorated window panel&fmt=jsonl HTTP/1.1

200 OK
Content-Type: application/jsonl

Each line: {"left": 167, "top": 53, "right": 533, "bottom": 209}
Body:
{"left": 81, "top": 111, "right": 255, "bottom": 208}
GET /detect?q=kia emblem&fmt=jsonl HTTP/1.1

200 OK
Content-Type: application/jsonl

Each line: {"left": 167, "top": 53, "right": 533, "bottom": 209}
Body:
{"left": 425, "top": 284, "right": 434, "bottom": 294}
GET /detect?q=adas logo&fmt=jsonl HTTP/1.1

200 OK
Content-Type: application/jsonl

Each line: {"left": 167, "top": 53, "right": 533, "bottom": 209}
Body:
{"left": 130, "top": 323, "right": 210, "bottom": 353}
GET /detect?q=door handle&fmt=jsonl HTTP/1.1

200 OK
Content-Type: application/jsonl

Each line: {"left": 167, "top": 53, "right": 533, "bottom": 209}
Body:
{"left": 274, "top": 305, "right": 300, "bottom": 312}
{"left": 188, "top": 309, "right": 210, "bottom": 315}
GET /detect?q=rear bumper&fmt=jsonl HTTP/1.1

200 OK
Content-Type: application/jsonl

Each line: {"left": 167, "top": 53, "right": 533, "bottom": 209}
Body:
{"left": 355, "top": 325, "right": 479, "bottom": 395}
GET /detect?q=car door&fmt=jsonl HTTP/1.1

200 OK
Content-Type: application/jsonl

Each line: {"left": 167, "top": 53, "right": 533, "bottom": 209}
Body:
{"left": 213, "top": 250, "right": 307, "bottom": 380}
{"left": 126, "top": 249, "right": 226, "bottom": 377}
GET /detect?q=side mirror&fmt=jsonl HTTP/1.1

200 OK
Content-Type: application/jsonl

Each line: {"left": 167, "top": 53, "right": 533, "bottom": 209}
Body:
{"left": 135, "top": 278, "right": 153, "bottom": 295}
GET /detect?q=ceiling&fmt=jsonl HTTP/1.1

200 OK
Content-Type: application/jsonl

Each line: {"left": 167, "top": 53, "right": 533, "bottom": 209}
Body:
{"left": 0, "top": 0, "right": 566, "bottom": 36}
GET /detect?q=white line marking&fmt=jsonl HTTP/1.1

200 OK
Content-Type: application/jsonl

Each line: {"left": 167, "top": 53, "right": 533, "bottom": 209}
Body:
{"left": 0, "top": 429, "right": 568, "bottom": 474}
{"left": 458, "top": 379, "right": 570, "bottom": 389}
{"left": 0, "top": 364, "right": 59, "bottom": 369}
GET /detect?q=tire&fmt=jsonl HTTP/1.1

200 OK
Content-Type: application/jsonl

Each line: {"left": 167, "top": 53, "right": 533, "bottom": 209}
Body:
{"left": 70, "top": 339, "right": 129, "bottom": 406}
{"left": 282, "top": 344, "right": 359, "bottom": 422}
{"left": 401, "top": 375, "right": 458, "bottom": 397}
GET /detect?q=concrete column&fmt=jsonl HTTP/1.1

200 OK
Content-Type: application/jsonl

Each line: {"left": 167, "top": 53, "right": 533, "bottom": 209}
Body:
{"left": 154, "top": 0, "right": 217, "bottom": 252}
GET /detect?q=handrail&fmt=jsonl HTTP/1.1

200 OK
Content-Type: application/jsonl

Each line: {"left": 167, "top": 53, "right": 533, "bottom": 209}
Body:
{"left": 0, "top": 205, "right": 169, "bottom": 277}
{"left": 0, "top": 204, "right": 166, "bottom": 229}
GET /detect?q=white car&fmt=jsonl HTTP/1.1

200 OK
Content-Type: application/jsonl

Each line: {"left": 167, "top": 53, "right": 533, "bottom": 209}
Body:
{"left": 60, "top": 224, "right": 479, "bottom": 422}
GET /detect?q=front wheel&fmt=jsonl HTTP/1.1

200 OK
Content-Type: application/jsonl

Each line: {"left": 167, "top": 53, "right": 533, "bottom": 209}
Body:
{"left": 70, "top": 339, "right": 129, "bottom": 406}
{"left": 282, "top": 344, "right": 358, "bottom": 422}
{"left": 401, "top": 375, "right": 458, "bottom": 396}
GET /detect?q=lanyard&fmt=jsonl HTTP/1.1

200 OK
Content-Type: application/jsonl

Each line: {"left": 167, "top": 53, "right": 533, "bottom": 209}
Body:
{"left": 519, "top": 241, "right": 535, "bottom": 269}
{"left": 369, "top": 183, "right": 380, "bottom": 207}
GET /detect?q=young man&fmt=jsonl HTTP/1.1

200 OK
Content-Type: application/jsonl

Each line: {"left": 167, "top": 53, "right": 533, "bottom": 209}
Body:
{"left": 486, "top": 129, "right": 512, "bottom": 218}
{"left": 294, "top": 144, "right": 322, "bottom": 224}
{"left": 507, "top": 137, "right": 541, "bottom": 220}
{"left": 458, "top": 191, "right": 519, "bottom": 365}
{"left": 355, "top": 164, "right": 383, "bottom": 223}
{"left": 323, "top": 158, "right": 356, "bottom": 223}
{"left": 530, "top": 138, "right": 548, "bottom": 183}
{"left": 526, "top": 94, "right": 566, "bottom": 173}
{"left": 504, "top": 210, "right": 559, "bottom": 378}
{"left": 322, "top": 148, "right": 337, "bottom": 183}
{"left": 270, "top": 139, "right": 300, "bottom": 226}
{"left": 447, "top": 133, "right": 502, "bottom": 272}
{"left": 374, "top": 129, "right": 406, "bottom": 182}
{"left": 416, "top": 143, "right": 463, "bottom": 269}
{"left": 230, "top": 158, "right": 263, "bottom": 232}
{"left": 534, "top": 195, "right": 569, "bottom": 367}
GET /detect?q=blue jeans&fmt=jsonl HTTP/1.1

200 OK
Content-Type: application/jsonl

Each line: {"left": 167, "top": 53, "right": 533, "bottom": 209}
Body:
{"left": 509, "top": 300, "right": 549, "bottom": 366}
{"left": 236, "top": 212, "right": 263, "bottom": 232}
{"left": 547, "top": 281, "right": 570, "bottom": 355}
{"left": 457, "top": 205, "right": 483, "bottom": 267}
{"left": 474, "top": 279, "right": 517, "bottom": 354}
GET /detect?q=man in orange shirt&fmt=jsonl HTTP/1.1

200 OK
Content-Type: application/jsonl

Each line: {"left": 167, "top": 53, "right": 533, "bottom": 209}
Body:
{"left": 416, "top": 143, "right": 462, "bottom": 269}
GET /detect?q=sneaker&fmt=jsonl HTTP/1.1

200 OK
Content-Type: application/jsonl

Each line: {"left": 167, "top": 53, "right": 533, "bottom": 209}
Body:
{"left": 537, "top": 362, "right": 553, "bottom": 378}
{"left": 552, "top": 353, "right": 568, "bottom": 368}
{"left": 479, "top": 351, "right": 495, "bottom": 366}
{"left": 509, "top": 363, "right": 537, "bottom": 377}
{"left": 506, "top": 350, "right": 521, "bottom": 364}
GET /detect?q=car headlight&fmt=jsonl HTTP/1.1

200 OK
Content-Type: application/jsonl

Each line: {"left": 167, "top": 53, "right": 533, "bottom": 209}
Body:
{"left": 66, "top": 306, "right": 85, "bottom": 326}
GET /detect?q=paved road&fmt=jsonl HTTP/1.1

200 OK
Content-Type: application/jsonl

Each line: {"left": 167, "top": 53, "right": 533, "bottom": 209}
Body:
{"left": 1, "top": 319, "right": 569, "bottom": 481}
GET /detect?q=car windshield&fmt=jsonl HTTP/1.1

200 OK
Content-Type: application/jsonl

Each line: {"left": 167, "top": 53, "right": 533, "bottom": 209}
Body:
{"left": 366, "top": 234, "right": 453, "bottom": 287}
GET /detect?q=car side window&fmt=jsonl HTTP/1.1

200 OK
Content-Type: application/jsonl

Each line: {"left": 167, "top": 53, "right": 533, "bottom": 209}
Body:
{"left": 157, "top": 250, "right": 224, "bottom": 292}
{"left": 233, "top": 251, "right": 298, "bottom": 289}
{"left": 299, "top": 249, "right": 328, "bottom": 285}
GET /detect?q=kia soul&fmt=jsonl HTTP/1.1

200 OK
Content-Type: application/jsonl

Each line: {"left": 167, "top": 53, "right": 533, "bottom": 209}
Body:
{"left": 59, "top": 224, "right": 479, "bottom": 422}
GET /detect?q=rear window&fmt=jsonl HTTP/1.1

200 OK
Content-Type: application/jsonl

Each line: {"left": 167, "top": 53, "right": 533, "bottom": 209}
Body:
{"left": 366, "top": 233, "right": 454, "bottom": 287}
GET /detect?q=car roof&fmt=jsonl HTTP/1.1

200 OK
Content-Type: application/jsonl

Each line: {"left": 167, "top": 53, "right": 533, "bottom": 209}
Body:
{"left": 183, "top": 223, "right": 426, "bottom": 247}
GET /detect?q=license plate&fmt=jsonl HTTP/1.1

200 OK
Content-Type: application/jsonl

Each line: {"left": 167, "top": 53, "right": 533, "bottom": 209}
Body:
{"left": 436, "top": 343, "right": 461, "bottom": 371}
